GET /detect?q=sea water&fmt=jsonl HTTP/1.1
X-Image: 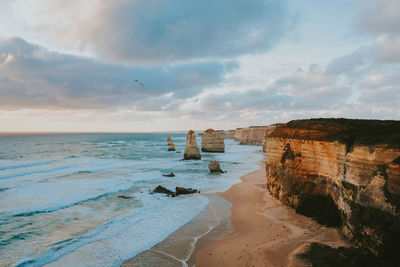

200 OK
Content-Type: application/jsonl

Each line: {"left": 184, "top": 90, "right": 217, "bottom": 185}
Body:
{"left": 0, "top": 133, "right": 263, "bottom": 266}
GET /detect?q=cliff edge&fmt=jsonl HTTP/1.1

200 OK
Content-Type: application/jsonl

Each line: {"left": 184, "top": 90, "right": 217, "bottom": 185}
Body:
{"left": 265, "top": 118, "right": 400, "bottom": 259}
{"left": 234, "top": 126, "right": 278, "bottom": 146}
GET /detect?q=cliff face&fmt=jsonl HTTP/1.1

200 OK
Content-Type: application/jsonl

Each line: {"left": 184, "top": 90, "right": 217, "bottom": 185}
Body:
{"left": 265, "top": 119, "right": 400, "bottom": 256}
{"left": 221, "top": 130, "right": 235, "bottom": 139}
{"left": 234, "top": 126, "right": 272, "bottom": 146}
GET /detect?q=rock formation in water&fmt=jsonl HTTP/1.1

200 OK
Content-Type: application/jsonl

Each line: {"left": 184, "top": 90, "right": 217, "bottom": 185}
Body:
{"left": 183, "top": 130, "right": 201, "bottom": 160}
{"left": 175, "top": 187, "right": 199, "bottom": 195}
{"left": 162, "top": 172, "right": 175, "bottom": 177}
{"left": 152, "top": 185, "right": 175, "bottom": 197}
{"left": 167, "top": 136, "right": 175, "bottom": 151}
{"left": 208, "top": 160, "right": 224, "bottom": 173}
{"left": 264, "top": 118, "right": 400, "bottom": 259}
{"left": 151, "top": 185, "right": 199, "bottom": 197}
{"left": 201, "top": 129, "right": 225, "bottom": 152}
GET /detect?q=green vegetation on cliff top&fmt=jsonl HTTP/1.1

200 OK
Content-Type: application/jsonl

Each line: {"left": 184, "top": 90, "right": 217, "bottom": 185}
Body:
{"left": 271, "top": 118, "right": 400, "bottom": 149}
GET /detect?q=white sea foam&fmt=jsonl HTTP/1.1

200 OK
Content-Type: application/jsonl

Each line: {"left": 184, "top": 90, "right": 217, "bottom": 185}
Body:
{"left": 0, "top": 134, "right": 263, "bottom": 266}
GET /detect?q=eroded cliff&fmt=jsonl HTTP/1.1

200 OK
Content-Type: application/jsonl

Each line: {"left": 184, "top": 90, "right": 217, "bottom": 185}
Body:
{"left": 265, "top": 119, "right": 400, "bottom": 258}
{"left": 234, "top": 126, "right": 274, "bottom": 146}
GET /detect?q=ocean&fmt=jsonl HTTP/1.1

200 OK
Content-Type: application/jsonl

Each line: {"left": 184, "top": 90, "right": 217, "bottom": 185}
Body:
{"left": 0, "top": 133, "right": 263, "bottom": 266}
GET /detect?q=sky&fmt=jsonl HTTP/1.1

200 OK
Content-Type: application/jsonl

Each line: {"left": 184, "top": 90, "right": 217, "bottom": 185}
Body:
{"left": 0, "top": 0, "right": 399, "bottom": 132}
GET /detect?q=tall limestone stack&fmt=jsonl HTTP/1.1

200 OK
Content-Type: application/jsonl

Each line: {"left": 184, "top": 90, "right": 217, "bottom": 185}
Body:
{"left": 183, "top": 130, "right": 201, "bottom": 160}
{"left": 167, "top": 136, "right": 175, "bottom": 151}
{"left": 201, "top": 129, "right": 225, "bottom": 152}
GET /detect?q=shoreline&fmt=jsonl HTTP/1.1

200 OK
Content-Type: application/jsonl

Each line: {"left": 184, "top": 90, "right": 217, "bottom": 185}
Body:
{"left": 122, "top": 156, "right": 265, "bottom": 267}
{"left": 121, "top": 192, "right": 233, "bottom": 267}
{"left": 123, "top": 157, "right": 349, "bottom": 267}
{"left": 195, "top": 162, "right": 349, "bottom": 267}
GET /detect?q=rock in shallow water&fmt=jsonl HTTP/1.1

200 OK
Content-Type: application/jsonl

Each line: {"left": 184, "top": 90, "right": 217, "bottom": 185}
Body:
{"left": 151, "top": 186, "right": 199, "bottom": 197}
{"left": 152, "top": 186, "right": 175, "bottom": 197}
{"left": 208, "top": 160, "right": 224, "bottom": 173}
{"left": 175, "top": 187, "right": 199, "bottom": 195}
{"left": 162, "top": 172, "right": 175, "bottom": 177}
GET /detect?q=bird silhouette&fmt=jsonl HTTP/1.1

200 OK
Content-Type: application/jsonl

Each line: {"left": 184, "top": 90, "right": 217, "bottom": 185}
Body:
{"left": 134, "top": 79, "right": 144, "bottom": 87}
{"left": 193, "top": 98, "right": 199, "bottom": 103}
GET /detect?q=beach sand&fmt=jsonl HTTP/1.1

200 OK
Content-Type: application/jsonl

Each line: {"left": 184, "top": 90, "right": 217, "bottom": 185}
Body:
{"left": 122, "top": 192, "right": 233, "bottom": 267}
{"left": 195, "top": 162, "right": 349, "bottom": 267}
{"left": 123, "top": 160, "right": 349, "bottom": 267}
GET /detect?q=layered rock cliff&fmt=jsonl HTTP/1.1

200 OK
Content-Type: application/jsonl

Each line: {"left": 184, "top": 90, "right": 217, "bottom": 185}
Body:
{"left": 201, "top": 129, "right": 225, "bottom": 152}
{"left": 234, "top": 126, "right": 272, "bottom": 146}
{"left": 221, "top": 130, "right": 235, "bottom": 139}
{"left": 265, "top": 119, "right": 400, "bottom": 258}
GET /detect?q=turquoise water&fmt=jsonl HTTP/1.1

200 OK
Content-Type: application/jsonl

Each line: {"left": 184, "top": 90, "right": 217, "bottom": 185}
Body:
{"left": 0, "top": 133, "right": 263, "bottom": 266}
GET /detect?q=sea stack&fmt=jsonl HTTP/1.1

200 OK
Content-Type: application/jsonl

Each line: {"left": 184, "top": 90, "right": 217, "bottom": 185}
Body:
{"left": 183, "top": 130, "right": 201, "bottom": 160}
{"left": 201, "top": 129, "right": 225, "bottom": 152}
{"left": 167, "top": 136, "right": 175, "bottom": 151}
{"left": 208, "top": 160, "right": 224, "bottom": 173}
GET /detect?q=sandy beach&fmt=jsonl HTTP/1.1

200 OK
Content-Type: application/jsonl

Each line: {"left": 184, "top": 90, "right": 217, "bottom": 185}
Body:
{"left": 123, "top": 159, "right": 349, "bottom": 267}
{"left": 195, "top": 162, "right": 349, "bottom": 267}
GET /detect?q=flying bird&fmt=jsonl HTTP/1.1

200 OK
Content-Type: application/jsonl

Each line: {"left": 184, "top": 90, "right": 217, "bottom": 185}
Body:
{"left": 134, "top": 79, "right": 144, "bottom": 87}
{"left": 193, "top": 98, "right": 199, "bottom": 103}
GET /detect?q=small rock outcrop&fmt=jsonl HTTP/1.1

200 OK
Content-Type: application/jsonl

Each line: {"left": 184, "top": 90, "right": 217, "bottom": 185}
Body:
{"left": 152, "top": 186, "right": 175, "bottom": 197}
{"left": 167, "top": 136, "right": 175, "bottom": 151}
{"left": 183, "top": 130, "right": 201, "bottom": 160}
{"left": 118, "top": 195, "right": 133, "bottom": 199}
{"left": 201, "top": 129, "right": 225, "bottom": 152}
{"left": 151, "top": 186, "right": 199, "bottom": 197}
{"left": 208, "top": 160, "right": 224, "bottom": 173}
{"left": 162, "top": 172, "right": 175, "bottom": 177}
{"left": 175, "top": 187, "right": 199, "bottom": 195}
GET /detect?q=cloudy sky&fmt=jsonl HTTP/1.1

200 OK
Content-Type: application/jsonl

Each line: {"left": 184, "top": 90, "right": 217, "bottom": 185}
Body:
{"left": 0, "top": 0, "right": 399, "bottom": 132}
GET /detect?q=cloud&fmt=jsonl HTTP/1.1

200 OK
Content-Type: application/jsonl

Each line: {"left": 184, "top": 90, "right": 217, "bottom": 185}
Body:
{"left": 201, "top": 64, "right": 351, "bottom": 112}
{"left": 0, "top": 37, "right": 237, "bottom": 109}
{"left": 12, "top": 0, "right": 291, "bottom": 62}
{"left": 201, "top": 33, "right": 400, "bottom": 115}
{"left": 354, "top": 0, "right": 400, "bottom": 37}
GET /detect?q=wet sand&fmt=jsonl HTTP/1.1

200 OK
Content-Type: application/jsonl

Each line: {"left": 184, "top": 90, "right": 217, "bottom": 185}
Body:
{"left": 122, "top": 193, "right": 233, "bottom": 267}
{"left": 123, "top": 161, "right": 349, "bottom": 267}
{"left": 195, "top": 163, "right": 349, "bottom": 267}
